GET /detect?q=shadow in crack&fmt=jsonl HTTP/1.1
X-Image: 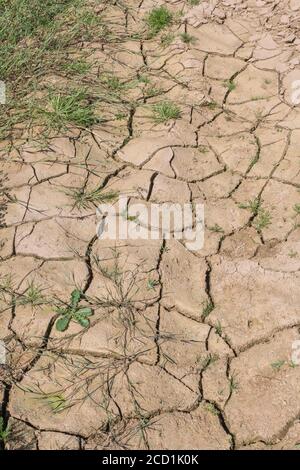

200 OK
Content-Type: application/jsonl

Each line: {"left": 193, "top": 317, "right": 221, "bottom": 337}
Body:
{"left": 5, "top": 419, "right": 37, "bottom": 450}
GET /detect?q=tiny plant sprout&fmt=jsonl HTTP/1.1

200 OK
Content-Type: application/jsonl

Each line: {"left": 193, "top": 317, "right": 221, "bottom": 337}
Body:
{"left": 55, "top": 289, "right": 93, "bottom": 332}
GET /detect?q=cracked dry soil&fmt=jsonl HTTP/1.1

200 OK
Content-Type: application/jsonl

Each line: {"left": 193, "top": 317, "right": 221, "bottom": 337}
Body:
{"left": 1, "top": 0, "right": 300, "bottom": 451}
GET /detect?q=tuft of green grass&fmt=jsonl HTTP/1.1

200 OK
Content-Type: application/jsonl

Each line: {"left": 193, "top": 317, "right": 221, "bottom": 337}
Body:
{"left": 146, "top": 6, "right": 173, "bottom": 35}
{"left": 56, "top": 9, "right": 109, "bottom": 45}
{"left": 229, "top": 376, "right": 238, "bottom": 392}
{"left": 0, "top": 0, "right": 76, "bottom": 46}
{"left": 201, "top": 353, "right": 218, "bottom": 370}
{"left": 224, "top": 80, "right": 236, "bottom": 91}
{"left": 147, "top": 279, "right": 160, "bottom": 290}
{"left": 40, "top": 88, "right": 97, "bottom": 130}
{"left": 180, "top": 32, "right": 196, "bottom": 45}
{"left": 55, "top": 289, "right": 93, "bottom": 332}
{"left": 69, "top": 187, "right": 118, "bottom": 210}
{"left": 293, "top": 203, "right": 300, "bottom": 215}
{"left": 0, "top": 417, "right": 9, "bottom": 443}
{"left": 152, "top": 101, "right": 181, "bottom": 123}
{"left": 18, "top": 282, "right": 45, "bottom": 306}
{"left": 187, "top": 0, "right": 200, "bottom": 5}
{"left": 62, "top": 59, "right": 91, "bottom": 75}
{"left": 42, "top": 393, "right": 68, "bottom": 413}
{"left": 104, "top": 75, "right": 125, "bottom": 92}
{"left": 0, "top": 0, "right": 83, "bottom": 82}
{"left": 201, "top": 301, "right": 214, "bottom": 320}
{"left": 215, "top": 321, "right": 223, "bottom": 336}
{"left": 138, "top": 75, "right": 151, "bottom": 85}
{"left": 249, "top": 149, "right": 260, "bottom": 168}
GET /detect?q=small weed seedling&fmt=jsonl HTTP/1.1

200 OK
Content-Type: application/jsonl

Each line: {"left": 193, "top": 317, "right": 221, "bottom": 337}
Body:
{"left": 271, "top": 360, "right": 285, "bottom": 371}
{"left": 198, "top": 145, "right": 209, "bottom": 153}
{"left": 0, "top": 417, "right": 9, "bottom": 443}
{"left": 201, "top": 100, "right": 218, "bottom": 110}
{"left": 152, "top": 101, "right": 181, "bottom": 123}
{"left": 229, "top": 376, "right": 238, "bottom": 392}
{"left": 160, "top": 244, "right": 170, "bottom": 255}
{"left": 138, "top": 75, "right": 151, "bottom": 85}
{"left": 238, "top": 197, "right": 261, "bottom": 214}
{"left": 121, "top": 209, "right": 139, "bottom": 223}
{"left": 253, "top": 208, "right": 272, "bottom": 232}
{"left": 187, "top": 0, "right": 200, "bottom": 5}
{"left": 147, "top": 7, "right": 173, "bottom": 35}
{"left": 160, "top": 32, "right": 175, "bottom": 47}
{"left": 293, "top": 203, "right": 300, "bottom": 215}
{"left": 55, "top": 289, "right": 93, "bottom": 332}
{"left": 205, "top": 403, "right": 219, "bottom": 416}
{"left": 147, "top": 279, "right": 160, "bottom": 290}
{"left": 104, "top": 75, "right": 125, "bottom": 92}
{"left": 208, "top": 224, "right": 224, "bottom": 233}
{"left": 180, "top": 33, "right": 196, "bottom": 45}
{"left": 145, "top": 84, "right": 162, "bottom": 97}
{"left": 289, "top": 360, "right": 298, "bottom": 369}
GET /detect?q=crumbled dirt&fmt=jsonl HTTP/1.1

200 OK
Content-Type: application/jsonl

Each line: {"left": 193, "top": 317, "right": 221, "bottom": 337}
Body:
{"left": 1, "top": 0, "right": 300, "bottom": 450}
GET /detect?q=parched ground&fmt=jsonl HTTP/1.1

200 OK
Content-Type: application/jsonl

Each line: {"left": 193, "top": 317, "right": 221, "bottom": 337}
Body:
{"left": 0, "top": 0, "right": 300, "bottom": 451}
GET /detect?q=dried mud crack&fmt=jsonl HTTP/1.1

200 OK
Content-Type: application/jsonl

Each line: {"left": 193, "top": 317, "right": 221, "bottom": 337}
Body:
{"left": 0, "top": 0, "right": 300, "bottom": 451}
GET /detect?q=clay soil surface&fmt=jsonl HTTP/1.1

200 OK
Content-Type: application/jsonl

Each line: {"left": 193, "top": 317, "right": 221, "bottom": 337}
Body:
{"left": 1, "top": 0, "right": 300, "bottom": 450}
